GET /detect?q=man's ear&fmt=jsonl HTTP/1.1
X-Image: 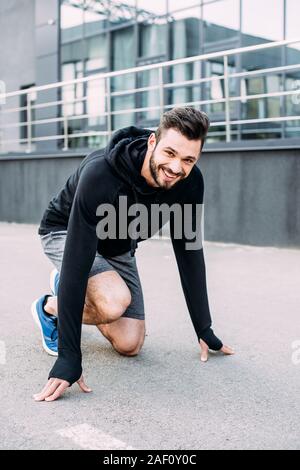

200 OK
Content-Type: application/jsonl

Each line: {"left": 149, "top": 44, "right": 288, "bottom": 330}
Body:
{"left": 148, "top": 132, "right": 157, "bottom": 151}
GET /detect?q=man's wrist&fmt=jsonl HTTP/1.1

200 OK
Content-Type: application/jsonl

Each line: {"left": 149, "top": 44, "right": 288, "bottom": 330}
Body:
{"left": 48, "top": 349, "right": 82, "bottom": 386}
{"left": 199, "top": 327, "right": 223, "bottom": 351}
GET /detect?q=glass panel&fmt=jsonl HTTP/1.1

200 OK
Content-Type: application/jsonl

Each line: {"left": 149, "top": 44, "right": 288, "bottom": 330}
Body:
{"left": 266, "top": 75, "right": 281, "bottom": 118}
{"left": 170, "top": 7, "right": 201, "bottom": 59}
{"left": 242, "top": 77, "right": 266, "bottom": 120}
{"left": 285, "top": 71, "right": 300, "bottom": 138}
{"left": 61, "top": 61, "right": 86, "bottom": 148}
{"left": 62, "top": 63, "right": 84, "bottom": 117}
{"left": 61, "top": 1, "right": 84, "bottom": 43}
{"left": 137, "top": 69, "right": 161, "bottom": 122}
{"left": 86, "top": 78, "right": 106, "bottom": 127}
{"left": 85, "top": 35, "right": 108, "bottom": 72}
{"left": 242, "top": 0, "right": 284, "bottom": 43}
{"left": 204, "top": 0, "right": 240, "bottom": 44}
{"left": 286, "top": 42, "right": 300, "bottom": 66}
{"left": 139, "top": 22, "right": 167, "bottom": 57}
{"left": 61, "top": 41, "right": 84, "bottom": 66}
{"left": 83, "top": 0, "right": 109, "bottom": 35}
{"left": 111, "top": 27, "right": 136, "bottom": 129}
{"left": 167, "top": 60, "right": 204, "bottom": 109}
{"left": 240, "top": 123, "right": 282, "bottom": 140}
{"left": 169, "top": 63, "right": 196, "bottom": 105}
{"left": 241, "top": 46, "right": 283, "bottom": 73}
{"left": 112, "top": 26, "right": 135, "bottom": 71}
{"left": 203, "top": 59, "right": 237, "bottom": 115}
{"left": 286, "top": 73, "right": 300, "bottom": 116}
{"left": 108, "top": 0, "right": 137, "bottom": 26}
{"left": 241, "top": 74, "right": 281, "bottom": 123}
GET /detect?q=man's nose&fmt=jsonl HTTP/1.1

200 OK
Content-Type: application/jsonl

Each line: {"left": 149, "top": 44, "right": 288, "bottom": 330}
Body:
{"left": 168, "top": 159, "right": 182, "bottom": 175}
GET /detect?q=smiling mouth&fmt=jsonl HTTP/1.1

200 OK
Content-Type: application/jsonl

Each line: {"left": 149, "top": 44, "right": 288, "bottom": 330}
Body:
{"left": 161, "top": 168, "right": 179, "bottom": 181}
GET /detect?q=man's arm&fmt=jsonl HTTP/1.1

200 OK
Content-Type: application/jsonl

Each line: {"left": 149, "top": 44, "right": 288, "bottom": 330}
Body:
{"left": 48, "top": 163, "right": 111, "bottom": 385}
{"left": 170, "top": 169, "right": 223, "bottom": 351}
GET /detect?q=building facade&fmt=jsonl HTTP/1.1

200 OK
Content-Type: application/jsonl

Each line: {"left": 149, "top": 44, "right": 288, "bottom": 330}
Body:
{"left": 0, "top": 0, "right": 299, "bottom": 152}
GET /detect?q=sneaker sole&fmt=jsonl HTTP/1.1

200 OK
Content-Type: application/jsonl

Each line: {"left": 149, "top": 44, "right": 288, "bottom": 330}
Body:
{"left": 31, "top": 298, "right": 58, "bottom": 357}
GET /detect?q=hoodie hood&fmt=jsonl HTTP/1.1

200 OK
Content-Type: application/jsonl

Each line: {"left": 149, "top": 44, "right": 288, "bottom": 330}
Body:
{"left": 104, "top": 126, "right": 166, "bottom": 256}
{"left": 104, "top": 126, "right": 166, "bottom": 196}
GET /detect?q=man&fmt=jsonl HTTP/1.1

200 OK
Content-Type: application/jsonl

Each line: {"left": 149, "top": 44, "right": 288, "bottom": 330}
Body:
{"left": 32, "top": 107, "right": 234, "bottom": 402}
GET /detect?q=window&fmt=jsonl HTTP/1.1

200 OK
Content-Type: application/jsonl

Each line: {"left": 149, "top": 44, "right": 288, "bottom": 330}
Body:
{"left": 170, "top": 7, "right": 201, "bottom": 59}
{"left": 139, "top": 22, "right": 167, "bottom": 58}
{"left": 111, "top": 27, "right": 136, "bottom": 129}
{"left": 60, "top": 1, "right": 84, "bottom": 44}
{"left": 85, "top": 35, "right": 108, "bottom": 72}
{"left": 204, "top": 0, "right": 240, "bottom": 44}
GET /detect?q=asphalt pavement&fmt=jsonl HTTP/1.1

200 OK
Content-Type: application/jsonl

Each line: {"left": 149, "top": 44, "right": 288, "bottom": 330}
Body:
{"left": 0, "top": 222, "right": 299, "bottom": 450}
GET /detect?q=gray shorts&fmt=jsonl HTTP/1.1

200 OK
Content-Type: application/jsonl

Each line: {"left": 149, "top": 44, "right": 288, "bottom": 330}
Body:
{"left": 40, "top": 230, "right": 145, "bottom": 320}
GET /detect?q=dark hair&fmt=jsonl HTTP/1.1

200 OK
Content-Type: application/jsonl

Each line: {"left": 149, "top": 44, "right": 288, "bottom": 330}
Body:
{"left": 155, "top": 107, "right": 210, "bottom": 150}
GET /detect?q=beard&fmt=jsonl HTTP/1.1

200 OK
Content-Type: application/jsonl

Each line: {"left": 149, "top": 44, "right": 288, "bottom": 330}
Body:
{"left": 149, "top": 148, "right": 185, "bottom": 190}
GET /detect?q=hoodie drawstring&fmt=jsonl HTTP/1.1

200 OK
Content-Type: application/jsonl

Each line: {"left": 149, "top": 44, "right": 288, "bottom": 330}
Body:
{"left": 130, "top": 187, "right": 139, "bottom": 257}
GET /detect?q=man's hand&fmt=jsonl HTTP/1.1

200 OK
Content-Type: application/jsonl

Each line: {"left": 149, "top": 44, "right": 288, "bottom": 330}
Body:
{"left": 199, "top": 339, "right": 235, "bottom": 362}
{"left": 33, "top": 375, "right": 92, "bottom": 402}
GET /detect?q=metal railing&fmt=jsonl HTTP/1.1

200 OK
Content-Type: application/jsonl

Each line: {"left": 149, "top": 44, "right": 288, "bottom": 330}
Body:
{"left": 0, "top": 38, "right": 300, "bottom": 153}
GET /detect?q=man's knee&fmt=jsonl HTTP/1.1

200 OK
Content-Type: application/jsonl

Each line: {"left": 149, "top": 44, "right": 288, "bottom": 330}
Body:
{"left": 86, "top": 272, "right": 132, "bottom": 324}
{"left": 113, "top": 330, "right": 145, "bottom": 357}
{"left": 94, "top": 291, "right": 132, "bottom": 324}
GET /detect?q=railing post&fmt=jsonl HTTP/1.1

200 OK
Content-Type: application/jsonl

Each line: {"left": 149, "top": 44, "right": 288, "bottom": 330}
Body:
{"left": 223, "top": 55, "right": 231, "bottom": 143}
{"left": 158, "top": 67, "right": 164, "bottom": 115}
{"left": 25, "top": 91, "right": 32, "bottom": 153}
{"left": 63, "top": 112, "right": 69, "bottom": 151}
{"left": 106, "top": 76, "right": 112, "bottom": 139}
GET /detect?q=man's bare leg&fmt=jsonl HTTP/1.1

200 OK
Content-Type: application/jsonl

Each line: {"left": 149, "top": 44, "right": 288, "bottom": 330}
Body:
{"left": 44, "top": 270, "right": 145, "bottom": 356}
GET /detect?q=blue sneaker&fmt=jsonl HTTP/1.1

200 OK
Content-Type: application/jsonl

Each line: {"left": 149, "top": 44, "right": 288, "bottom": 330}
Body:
{"left": 50, "top": 269, "right": 59, "bottom": 296}
{"left": 31, "top": 295, "right": 58, "bottom": 356}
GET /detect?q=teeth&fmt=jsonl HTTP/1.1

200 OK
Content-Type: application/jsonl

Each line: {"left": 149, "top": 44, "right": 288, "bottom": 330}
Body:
{"left": 163, "top": 169, "right": 176, "bottom": 179}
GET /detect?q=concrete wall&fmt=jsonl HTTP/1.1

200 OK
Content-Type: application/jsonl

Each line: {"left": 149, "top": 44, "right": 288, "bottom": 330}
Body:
{"left": 202, "top": 147, "right": 300, "bottom": 248}
{"left": 0, "top": 147, "right": 299, "bottom": 248}
{"left": 0, "top": 0, "right": 36, "bottom": 92}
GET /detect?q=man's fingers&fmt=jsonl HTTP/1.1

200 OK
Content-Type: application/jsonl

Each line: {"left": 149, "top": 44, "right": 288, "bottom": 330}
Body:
{"left": 199, "top": 338, "right": 234, "bottom": 362}
{"left": 221, "top": 345, "right": 235, "bottom": 355}
{"left": 33, "top": 378, "right": 55, "bottom": 399}
{"left": 45, "top": 382, "right": 69, "bottom": 402}
{"left": 77, "top": 376, "right": 92, "bottom": 393}
{"left": 200, "top": 350, "right": 209, "bottom": 362}
{"left": 34, "top": 379, "right": 61, "bottom": 401}
{"left": 199, "top": 339, "right": 209, "bottom": 363}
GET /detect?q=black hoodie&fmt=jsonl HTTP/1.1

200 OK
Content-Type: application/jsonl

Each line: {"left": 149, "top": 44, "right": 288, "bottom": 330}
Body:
{"left": 39, "top": 126, "right": 223, "bottom": 385}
